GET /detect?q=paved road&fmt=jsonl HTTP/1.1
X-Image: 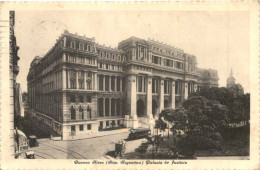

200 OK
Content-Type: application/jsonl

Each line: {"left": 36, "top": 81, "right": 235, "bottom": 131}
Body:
{"left": 28, "top": 131, "right": 146, "bottom": 159}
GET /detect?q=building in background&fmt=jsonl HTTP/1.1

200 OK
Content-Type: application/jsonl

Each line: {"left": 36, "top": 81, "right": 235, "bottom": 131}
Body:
{"left": 226, "top": 69, "right": 244, "bottom": 97}
{"left": 27, "top": 30, "right": 218, "bottom": 139}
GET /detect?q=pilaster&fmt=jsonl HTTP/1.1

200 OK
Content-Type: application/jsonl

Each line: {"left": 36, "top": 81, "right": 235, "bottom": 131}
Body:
{"left": 184, "top": 82, "right": 188, "bottom": 100}
{"left": 62, "top": 69, "right": 66, "bottom": 90}
{"left": 146, "top": 76, "right": 152, "bottom": 117}
{"left": 159, "top": 78, "right": 164, "bottom": 114}
{"left": 171, "top": 80, "right": 176, "bottom": 109}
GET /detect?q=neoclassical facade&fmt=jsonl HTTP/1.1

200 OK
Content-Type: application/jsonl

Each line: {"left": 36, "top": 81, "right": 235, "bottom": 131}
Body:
{"left": 27, "top": 30, "right": 218, "bottom": 139}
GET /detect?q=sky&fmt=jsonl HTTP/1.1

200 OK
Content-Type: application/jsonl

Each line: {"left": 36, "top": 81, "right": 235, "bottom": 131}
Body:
{"left": 15, "top": 10, "right": 250, "bottom": 93}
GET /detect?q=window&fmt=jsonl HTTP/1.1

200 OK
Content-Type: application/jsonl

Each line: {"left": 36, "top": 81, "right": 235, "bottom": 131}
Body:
{"left": 99, "top": 63, "right": 102, "bottom": 68}
{"left": 79, "top": 80, "right": 84, "bottom": 89}
{"left": 71, "top": 108, "right": 76, "bottom": 120}
{"left": 79, "top": 43, "right": 84, "bottom": 51}
{"left": 70, "top": 41, "right": 76, "bottom": 49}
{"left": 99, "top": 75, "right": 103, "bottom": 90}
{"left": 152, "top": 56, "right": 161, "bottom": 65}
{"left": 164, "top": 80, "right": 170, "bottom": 94}
{"left": 79, "top": 57, "right": 84, "bottom": 64}
{"left": 87, "top": 124, "right": 91, "bottom": 130}
{"left": 105, "top": 98, "right": 109, "bottom": 116}
{"left": 66, "top": 54, "right": 69, "bottom": 61}
{"left": 106, "top": 64, "right": 109, "bottom": 69}
{"left": 71, "top": 125, "right": 75, "bottom": 132}
{"left": 79, "top": 96, "right": 84, "bottom": 103}
{"left": 165, "top": 59, "right": 173, "bottom": 67}
{"left": 106, "top": 121, "right": 109, "bottom": 127}
{"left": 70, "top": 95, "right": 75, "bottom": 102}
{"left": 70, "top": 79, "right": 76, "bottom": 89}
{"left": 117, "top": 77, "right": 120, "bottom": 91}
{"left": 87, "top": 96, "right": 91, "bottom": 103}
{"left": 79, "top": 125, "right": 84, "bottom": 131}
{"left": 87, "top": 45, "right": 91, "bottom": 51}
{"left": 105, "top": 76, "right": 109, "bottom": 91}
{"left": 117, "top": 120, "right": 121, "bottom": 126}
{"left": 99, "top": 122, "right": 103, "bottom": 129}
{"left": 98, "top": 98, "right": 104, "bottom": 117}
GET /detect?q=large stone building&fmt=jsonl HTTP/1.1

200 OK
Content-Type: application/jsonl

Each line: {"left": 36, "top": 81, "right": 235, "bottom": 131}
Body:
{"left": 27, "top": 30, "right": 218, "bottom": 139}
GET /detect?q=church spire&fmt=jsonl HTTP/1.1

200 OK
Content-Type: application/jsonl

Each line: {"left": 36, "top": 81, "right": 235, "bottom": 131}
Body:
{"left": 230, "top": 68, "right": 233, "bottom": 76}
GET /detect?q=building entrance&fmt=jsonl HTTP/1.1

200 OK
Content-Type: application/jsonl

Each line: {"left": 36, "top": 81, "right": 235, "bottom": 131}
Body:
{"left": 137, "top": 99, "right": 145, "bottom": 117}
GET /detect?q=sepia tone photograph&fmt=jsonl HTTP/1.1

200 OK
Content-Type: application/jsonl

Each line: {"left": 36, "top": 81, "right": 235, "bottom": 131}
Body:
{"left": 2, "top": 1, "right": 259, "bottom": 169}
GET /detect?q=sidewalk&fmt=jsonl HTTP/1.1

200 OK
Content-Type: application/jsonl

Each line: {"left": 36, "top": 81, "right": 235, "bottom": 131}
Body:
{"left": 52, "top": 128, "right": 131, "bottom": 141}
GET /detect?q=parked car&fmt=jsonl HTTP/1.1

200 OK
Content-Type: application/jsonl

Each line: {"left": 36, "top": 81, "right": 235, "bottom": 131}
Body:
{"left": 128, "top": 128, "right": 151, "bottom": 140}
{"left": 28, "top": 135, "right": 38, "bottom": 147}
{"left": 25, "top": 151, "right": 35, "bottom": 159}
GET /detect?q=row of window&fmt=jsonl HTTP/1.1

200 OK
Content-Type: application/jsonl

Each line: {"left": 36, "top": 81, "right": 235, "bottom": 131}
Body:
{"left": 98, "top": 62, "right": 124, "bottom": 72}
{"left": 70, "top": 106, "right": 92, "bottom": 120}
{"left": 97, "top": 50, "right": 125, "bottom": 62}
{"left": 98, "top": 75, "right": 125, "bottom": 92}
{"left": 70, "top": 95, "right": 92, "bottom": 103}
{"left": 71, "top": 124, "right": 92, "bottom": 132}
{"left": 65, "top": 54, "right": 96, "bottom": 65}
{"left": 69, "top": 41, "right": 93, "bottom": 52}
{"left": 152, "top": 55, "right": 184, "bottom": 69}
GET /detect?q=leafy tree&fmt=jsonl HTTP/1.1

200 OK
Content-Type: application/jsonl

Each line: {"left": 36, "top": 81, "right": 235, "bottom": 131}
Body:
{"left": 159, "top": 96, "right": 229, "bottom": 153}
{"left": 191, "top": 87, "right": 250, "bottom": 124}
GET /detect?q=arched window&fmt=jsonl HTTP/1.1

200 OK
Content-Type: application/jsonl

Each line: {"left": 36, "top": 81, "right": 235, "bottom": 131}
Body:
{"left": 79, "top": 106, "right": 84, "bottom": 119}
{"left": 70, "top": 78, "right": 76, "bottom": 89}
{"left": 87, "top": 106, "right": 92, "bottom": 119}
{"left": 71, "top": 107, "right": 76, "bottom": 120}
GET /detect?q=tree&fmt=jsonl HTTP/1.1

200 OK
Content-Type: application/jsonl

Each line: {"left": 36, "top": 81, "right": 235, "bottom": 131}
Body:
{"left": 158, "top": 96, "right": 229, "bottom": 153}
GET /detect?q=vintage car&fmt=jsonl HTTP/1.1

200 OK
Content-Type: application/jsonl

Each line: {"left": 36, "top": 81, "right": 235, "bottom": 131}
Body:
{"left": 25, "top": 151, "right": 35, "bottom": 159}
{"left": 28, "top": 135, "right": 39, "bottom": 147}
{"left": 128, "top": 128, "right": 151, "bottom": 140}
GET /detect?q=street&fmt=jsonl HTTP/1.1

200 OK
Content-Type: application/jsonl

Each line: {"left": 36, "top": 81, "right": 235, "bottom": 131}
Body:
{"left": 27, "top": 131, "right": 147, "bottom": 159}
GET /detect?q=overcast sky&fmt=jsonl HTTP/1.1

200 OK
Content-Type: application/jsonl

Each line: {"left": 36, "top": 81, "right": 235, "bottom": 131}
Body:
{"left": 15, "top": 10, "right": 250, "bottom": 93}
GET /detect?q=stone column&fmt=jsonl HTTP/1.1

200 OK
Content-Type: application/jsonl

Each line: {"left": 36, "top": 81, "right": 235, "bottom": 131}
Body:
{"left": 94, "top": 72, "right": 97, "bottom": 90}
{"left": 97, "top": 74, "right": 99, "bottom": 91}
{"left": 91, "top": 73, "right": 94, "bottom": 90}
{"left": 62, "top": 69, "right": 66, "bottom": 89}
{"left": 103, "top": 75, "right": 106, "bottom": 91}
{"left": 159, "top": 78, "right": 164, "bottom": 114}
{"left": 184, "top": 82, "right": 188, "bottom": 100}
{"left": 63, "top": 53, "right": 66, "bottom": 62}
{"left": 115, "top": 76, "right": 117, "bottom": 92}
{"left": 125, "top": 74, "right": 138, "bottom": 128}
{"left": 146, "top": 76, "right": 153, "bottom": 121}
{"left": 109, "top": 76, "right": 111, "bottom": 91}
{"left": 75, "top": 70, "right": 78, "bottom": 89}
{"left": 171, "top": 80, "right": 176, "bottom": 109}
{"left": 67, "top": 70, "right": 70, "bottom": 89}
{"left": 114, "top": 99, "right": 117, "bottom": 116}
